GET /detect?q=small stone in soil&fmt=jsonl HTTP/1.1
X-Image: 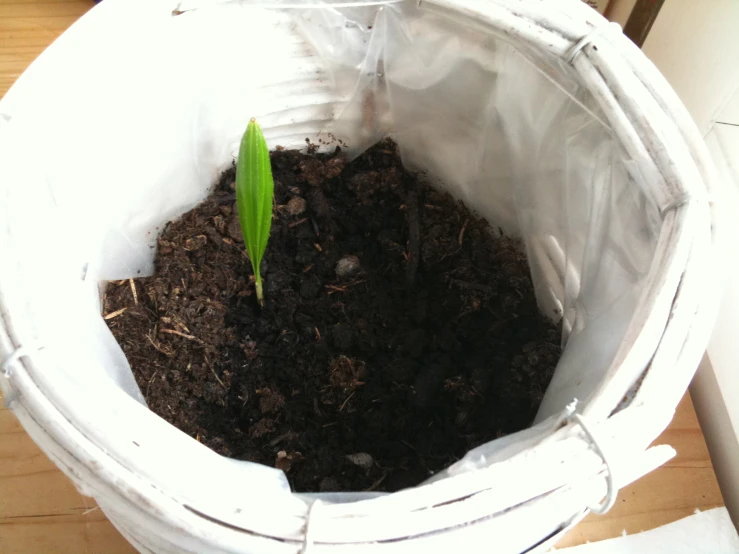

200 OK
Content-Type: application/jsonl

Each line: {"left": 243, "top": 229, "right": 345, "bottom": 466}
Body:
{"left": 345, "top": 452, "right": 374, "bottom": 471}
{"left": 335, "top": 255, "right": 361, "bottom": 280}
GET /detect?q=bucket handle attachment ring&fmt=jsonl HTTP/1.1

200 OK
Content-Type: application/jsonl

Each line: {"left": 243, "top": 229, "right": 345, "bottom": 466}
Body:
{"left": 566, "top": 21, "right": 623, "bottom": 65}
{"left": 565, "top": 399, "right": 618, "bottom": 515}
{"left": 1, "top": 342, "right": 43, "bottom": 379}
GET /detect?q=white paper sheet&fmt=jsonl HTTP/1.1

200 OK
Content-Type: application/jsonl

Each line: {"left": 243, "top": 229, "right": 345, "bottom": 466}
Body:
{"left": 553, "top": 507, "right": 739, "bottom": 554}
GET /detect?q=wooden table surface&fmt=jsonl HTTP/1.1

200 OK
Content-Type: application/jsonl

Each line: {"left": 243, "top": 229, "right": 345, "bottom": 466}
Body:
{"left": 0, "top": 2, "right": 725, "bottom": 553}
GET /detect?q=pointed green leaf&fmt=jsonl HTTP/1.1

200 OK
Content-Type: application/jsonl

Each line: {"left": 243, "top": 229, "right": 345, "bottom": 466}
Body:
{"left": 236, "top": 118, "right": 274, "bottom": 304}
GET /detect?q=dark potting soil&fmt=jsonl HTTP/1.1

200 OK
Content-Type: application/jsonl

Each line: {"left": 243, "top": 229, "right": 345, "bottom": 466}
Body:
{"left": 104, "top": 139, "right": 560, "bottom": 493}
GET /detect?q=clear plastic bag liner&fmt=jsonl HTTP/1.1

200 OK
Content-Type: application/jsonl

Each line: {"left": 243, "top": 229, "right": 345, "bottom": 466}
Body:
{"left": 0, "top": 0, "right": 659, "bottom": 494}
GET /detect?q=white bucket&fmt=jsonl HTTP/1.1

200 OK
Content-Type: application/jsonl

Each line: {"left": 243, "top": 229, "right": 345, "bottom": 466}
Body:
{"left": 0, "top": 0, "right": 722, "bottom": 552}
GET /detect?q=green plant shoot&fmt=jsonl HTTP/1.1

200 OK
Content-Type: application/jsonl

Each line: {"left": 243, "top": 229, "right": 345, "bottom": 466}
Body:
{"left": 236, "top": 118, "right": 274, "bottom": 307}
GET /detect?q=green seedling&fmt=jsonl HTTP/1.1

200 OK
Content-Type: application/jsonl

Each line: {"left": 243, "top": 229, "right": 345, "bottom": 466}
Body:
{"left": 236, "top": 118, "right": 274, "bottom": 307}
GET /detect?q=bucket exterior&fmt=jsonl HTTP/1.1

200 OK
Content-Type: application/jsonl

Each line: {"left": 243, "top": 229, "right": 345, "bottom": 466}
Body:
{"left": 0, "top": 1, "right": 720, "bottom": 552}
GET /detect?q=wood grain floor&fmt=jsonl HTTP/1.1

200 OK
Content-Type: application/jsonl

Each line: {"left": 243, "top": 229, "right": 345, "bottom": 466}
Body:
{"left": 0, "top": 408, "right": 136, "bottom": 553}
{"left": 0, "top": 1, "right": 725, "bottom": 552}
